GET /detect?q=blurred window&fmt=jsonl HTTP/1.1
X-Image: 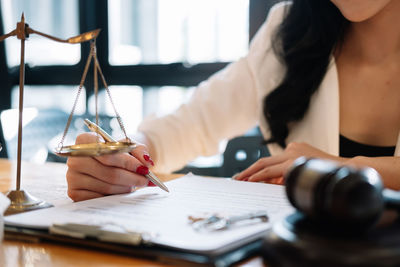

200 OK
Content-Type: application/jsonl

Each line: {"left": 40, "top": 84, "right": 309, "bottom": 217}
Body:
{"left": 11, "top": 85, "right": 86, "bottom": 114}
{"left": 108, "top": 0, "right": 249, "bottom": 65}
{"left": 88, "top": 86, "right": 195, "bottom": 138}
{"left": 1, "top": 0, "right": 80, "bottom": 67}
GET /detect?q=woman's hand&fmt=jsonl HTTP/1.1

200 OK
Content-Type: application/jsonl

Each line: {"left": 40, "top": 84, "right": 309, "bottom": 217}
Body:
{"left": 234, "top": 142, "right": 342, "bottom": 185}
{"left": 66, "top": 132, "right": 155, "bottom": 202}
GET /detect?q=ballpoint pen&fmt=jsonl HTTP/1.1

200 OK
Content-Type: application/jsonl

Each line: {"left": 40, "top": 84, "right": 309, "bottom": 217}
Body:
{"left": 84, "top": 118, "right": 169, "bottom": 193}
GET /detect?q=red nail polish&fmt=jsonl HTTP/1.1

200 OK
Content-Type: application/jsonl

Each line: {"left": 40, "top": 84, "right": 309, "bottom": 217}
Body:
{"left": 136, "top": 165, "right": 149, "bottom": 175}
{"left": 148, "top": 181, "right": 156, "bottom": 187}
{"left": 143, "top": 154, "right": 154, "bottom": 166}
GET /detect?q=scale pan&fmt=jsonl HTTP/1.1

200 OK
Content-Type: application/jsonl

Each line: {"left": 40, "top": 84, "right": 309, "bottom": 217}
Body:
{"left": 55, "top": 142, "right": 137, "bottom": 157}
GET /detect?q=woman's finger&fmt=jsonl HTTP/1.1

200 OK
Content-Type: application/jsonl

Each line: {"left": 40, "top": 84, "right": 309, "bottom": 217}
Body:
{"left": 235, "top": 154, "right": 287, "bottom": 180}
{"left": 234, "top": 161, "right": 265, "bottom": 181}
{"left": 247, "top": 162, "right": 288, "bottom": 182}
{"left": 129, "top": 143, "right": 154, "bottom": 167}
{"left": 266, "top": 177, "right": 285, "bottom": 185}
{"left": 67, "top": 156, "right": 148, "bottom": 187}
{"left": 67, "top": 189, "right": 105, "bottom": 202}
{"left": 75, "top": 132, "right": 151, "bottom": 175}
{"left": 67, "top": 170, "right": 132, "bottom": 195}
{"left": 117, "top": 136, "right": 153, "bottom": 167}
{"left": 96, "top": 153, "right": 150, "bottom": 179}
{"left": 75, "top": 132, "right": 99, "bottom": 144}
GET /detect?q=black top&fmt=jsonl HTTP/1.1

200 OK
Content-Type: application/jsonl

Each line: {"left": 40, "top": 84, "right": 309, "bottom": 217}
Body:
{"left": 339, "top": 134, "right": 396, "bottom": 158}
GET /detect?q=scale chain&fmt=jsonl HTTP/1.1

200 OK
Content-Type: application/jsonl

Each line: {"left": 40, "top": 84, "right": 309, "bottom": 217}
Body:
{"left": 57, "top": 44, "right": 94, "bottom": 150}
{"left": 94, "top": 54, "right": 130, "bottom": 142}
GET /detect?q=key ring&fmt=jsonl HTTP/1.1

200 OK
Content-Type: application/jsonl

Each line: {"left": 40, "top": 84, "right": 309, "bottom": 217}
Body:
{"left": 188, "top": 210, "right": 269, "bottom": 232}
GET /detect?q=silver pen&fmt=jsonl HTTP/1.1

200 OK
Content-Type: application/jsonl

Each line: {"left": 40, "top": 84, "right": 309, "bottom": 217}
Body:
{"left": 84, "top": 118, "right": 169, "bottom": 193}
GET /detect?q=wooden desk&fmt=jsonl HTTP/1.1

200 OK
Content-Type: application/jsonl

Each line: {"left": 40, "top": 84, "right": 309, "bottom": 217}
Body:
{"left": 0, "top": 159, "right": 264, "bottom": 267}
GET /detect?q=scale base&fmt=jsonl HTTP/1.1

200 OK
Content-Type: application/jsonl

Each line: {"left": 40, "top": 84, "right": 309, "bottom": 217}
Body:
{"left": 5, "top": 190, "right": 53, "bottom": 216}
{"left": 262, "top": 212, "right": 400, "bottom": 267}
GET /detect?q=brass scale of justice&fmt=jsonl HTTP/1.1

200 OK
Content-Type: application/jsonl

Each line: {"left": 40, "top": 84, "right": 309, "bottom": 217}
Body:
{"left": 0, "top": 14, "right": 137, "bottom": 215}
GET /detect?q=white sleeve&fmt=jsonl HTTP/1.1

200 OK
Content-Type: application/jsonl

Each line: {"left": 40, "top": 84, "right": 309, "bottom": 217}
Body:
{"left": 138, "top": 3, "right": 289, "bottom": 173}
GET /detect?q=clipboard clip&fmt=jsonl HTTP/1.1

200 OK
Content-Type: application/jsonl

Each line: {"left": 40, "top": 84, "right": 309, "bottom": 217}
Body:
{"left": 188, "top": 210, "right": 269, "bottom": 232}
{"left": 50, "top": 222, "right": 145, "bottom": 245}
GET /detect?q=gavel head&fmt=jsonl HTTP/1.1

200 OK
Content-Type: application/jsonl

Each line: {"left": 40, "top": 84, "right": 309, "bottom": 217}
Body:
{"left": 284, "top": 157, "right": 385, "bottom": 231}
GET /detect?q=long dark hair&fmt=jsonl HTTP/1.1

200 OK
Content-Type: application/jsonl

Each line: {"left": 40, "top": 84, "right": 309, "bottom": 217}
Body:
{"left": 264, "top": 0, "right": 349, "bottom": 148}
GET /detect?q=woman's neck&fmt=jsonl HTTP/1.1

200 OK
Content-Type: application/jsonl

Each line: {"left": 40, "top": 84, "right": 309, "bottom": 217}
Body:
{"left": 344, "top": 1, "right": 400, "bottom": 64}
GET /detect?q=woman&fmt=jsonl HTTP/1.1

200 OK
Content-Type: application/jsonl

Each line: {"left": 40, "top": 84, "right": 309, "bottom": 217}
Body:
{"left": 66, "top": 0, "right": 400, "bottom": 201}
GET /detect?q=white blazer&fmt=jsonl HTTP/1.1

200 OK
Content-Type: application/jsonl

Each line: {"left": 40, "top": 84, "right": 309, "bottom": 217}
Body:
{"left": 138, "top": 2, "right": 400, "bottom": 173}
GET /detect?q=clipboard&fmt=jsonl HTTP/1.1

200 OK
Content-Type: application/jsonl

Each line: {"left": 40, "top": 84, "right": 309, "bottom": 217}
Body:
{"left": 5, "top": 224, "right": 264, "bottom": 267}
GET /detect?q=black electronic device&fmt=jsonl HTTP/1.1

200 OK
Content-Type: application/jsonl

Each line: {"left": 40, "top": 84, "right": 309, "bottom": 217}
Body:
{"left": 262, "top": 157, "right": 400, "bottom": 267}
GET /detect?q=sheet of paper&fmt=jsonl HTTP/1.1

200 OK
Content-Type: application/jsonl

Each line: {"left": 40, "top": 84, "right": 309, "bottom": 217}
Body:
{"left": 5, "top": 161, "right": 72, "bottom": 206}
{"left": 5, "top": 174, "right": 294, "bottom": 252}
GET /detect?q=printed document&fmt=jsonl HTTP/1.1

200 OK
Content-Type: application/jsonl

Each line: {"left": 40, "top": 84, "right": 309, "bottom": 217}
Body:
{"left": 5, "top": 174, "right": 294, "bottom": 252}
